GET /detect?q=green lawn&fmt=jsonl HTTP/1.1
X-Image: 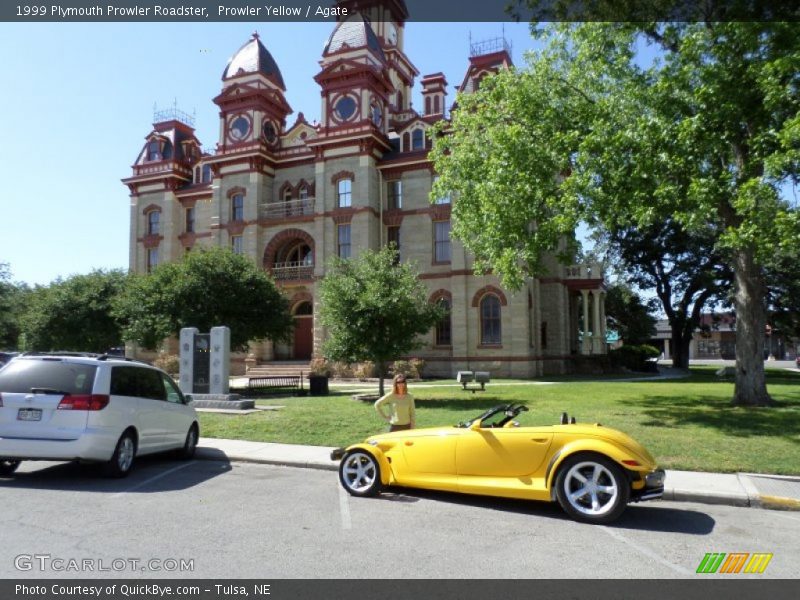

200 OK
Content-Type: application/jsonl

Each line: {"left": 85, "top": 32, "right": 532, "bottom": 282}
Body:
{"left": 198, "top": 367, "right": 800, "bottom": 475}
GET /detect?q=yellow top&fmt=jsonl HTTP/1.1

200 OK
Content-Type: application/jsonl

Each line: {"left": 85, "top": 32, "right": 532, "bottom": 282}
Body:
{"left": 374, "top": 391, "right": 416, "bottom": 426}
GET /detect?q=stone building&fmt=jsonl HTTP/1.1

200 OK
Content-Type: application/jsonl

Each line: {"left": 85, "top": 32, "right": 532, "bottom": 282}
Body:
{"left": 122, "top": 1, "right": 606, "bottom": 377}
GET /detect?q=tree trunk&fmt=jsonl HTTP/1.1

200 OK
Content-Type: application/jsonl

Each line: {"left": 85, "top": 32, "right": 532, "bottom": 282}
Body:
{"left": 731, "top": 246, "right": 772, "bottom": 406}
{"left": 377, "top": 361, "right": 386, "bottom": 397}
{"left": 670, "top": 327, "right": 692, "bottom": 369}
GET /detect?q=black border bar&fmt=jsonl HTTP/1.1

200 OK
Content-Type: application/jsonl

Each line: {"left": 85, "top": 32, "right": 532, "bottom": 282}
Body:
{"left": 2, "top": 0, "right": 799, "bottom": 22}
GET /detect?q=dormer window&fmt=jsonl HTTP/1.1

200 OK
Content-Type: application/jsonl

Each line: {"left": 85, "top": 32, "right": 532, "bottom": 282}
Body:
{"left": 201, "top": 164, "right": 212, "bottom": 183}
{"left": 146, "top": 141, "right": 160, "bottom": 162}
{"left": 412, "top": 129, "right": 424, "bottom": 151}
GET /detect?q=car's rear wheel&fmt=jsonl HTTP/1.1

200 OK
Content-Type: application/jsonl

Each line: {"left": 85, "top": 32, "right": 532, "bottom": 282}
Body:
{"left": 177, "top": 424, "right": 199, "bottom": 460}
{"left": 555, "top": 454, "right": 629, "bottom": 524}
{"left": 0, "top": 459, "right": 21, "bottom": 476}
{"left": 104, "top": 431, "right": 137, "bottom": 478}
{"left": 339, "top": 450, "right": 382, "bottom": 497}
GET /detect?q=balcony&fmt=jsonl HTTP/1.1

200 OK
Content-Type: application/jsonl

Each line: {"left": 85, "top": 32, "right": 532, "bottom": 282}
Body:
{"left": 263, "top": 198, "right": 316, "bottom": 220}
{"left": 564, "top": 263, "right": 603, "bottom": 280}
{"left": 271, "top": 261, "right": 314, "bottom": 281}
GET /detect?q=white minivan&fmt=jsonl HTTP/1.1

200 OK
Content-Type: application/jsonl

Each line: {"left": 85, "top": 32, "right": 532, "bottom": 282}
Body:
{"left": 0, "top": 353, "right": 199, "bottom": 477}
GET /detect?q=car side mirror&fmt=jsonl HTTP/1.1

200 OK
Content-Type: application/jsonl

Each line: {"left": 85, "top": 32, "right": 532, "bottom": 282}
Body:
{"left": 184, "top": 394, "right": 194, "bottom": 404}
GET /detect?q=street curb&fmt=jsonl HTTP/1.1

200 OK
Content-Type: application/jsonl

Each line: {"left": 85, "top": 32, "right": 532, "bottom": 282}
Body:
{"left": 737, "top": 473, "right": 762, "bottom": 508}
{"left": 195, "top": 448, "right": 338, "bottom": 472}
{"left": 667, "top": 490, "right": 751, "bottom": 507}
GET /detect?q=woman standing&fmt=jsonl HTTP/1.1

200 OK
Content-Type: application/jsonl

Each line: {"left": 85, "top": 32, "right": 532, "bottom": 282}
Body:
{"left": 374, "top": 373, "right": 416, "bottom": 432}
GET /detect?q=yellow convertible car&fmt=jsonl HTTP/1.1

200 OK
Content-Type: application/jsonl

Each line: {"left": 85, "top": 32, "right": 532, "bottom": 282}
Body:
{"left": 332, "top": 403, "right": 664, "bottom": 524}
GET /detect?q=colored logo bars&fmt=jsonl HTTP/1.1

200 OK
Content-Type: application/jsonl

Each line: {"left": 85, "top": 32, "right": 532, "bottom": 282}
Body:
{"left": 696, "top": 553, "right": 773, "bottom": 574}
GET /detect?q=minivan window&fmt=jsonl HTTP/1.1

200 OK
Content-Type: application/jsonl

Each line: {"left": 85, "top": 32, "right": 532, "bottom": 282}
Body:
{"left": 110, "top": 366, "right": 166, "bottom": 401}
{"left": 0, "top": 360, "right": 97, "bottom": 394}
{"left": 138, "top": 368, "right": 167, "bottom": 401}
{"left": 161, "top": 373, "right": 185, "bottom": 404}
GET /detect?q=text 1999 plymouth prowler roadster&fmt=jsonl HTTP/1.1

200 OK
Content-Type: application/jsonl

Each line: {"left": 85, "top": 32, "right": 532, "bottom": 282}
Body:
{"left": 332, "top": 404, "right": 664, "bottom": 524}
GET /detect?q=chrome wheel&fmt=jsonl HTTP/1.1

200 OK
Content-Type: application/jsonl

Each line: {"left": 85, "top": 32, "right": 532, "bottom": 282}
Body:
{"left": 339, "top": 451, "right": 381, "bottom": 497}
{"left": 555, "top": 455, "right": 630, "bottom": 523}
{"left": 563, "top": 461, "right": 619, "bottom": 516}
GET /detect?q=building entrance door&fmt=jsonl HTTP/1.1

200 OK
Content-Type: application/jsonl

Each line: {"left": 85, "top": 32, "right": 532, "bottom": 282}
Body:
{"left": 293, "top": 301, "right": 313, "bottom": 360}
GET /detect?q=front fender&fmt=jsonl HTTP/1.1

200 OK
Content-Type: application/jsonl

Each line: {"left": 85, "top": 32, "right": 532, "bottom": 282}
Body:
{"left": 344, "top": 443, "right": 393, "bottom": 486}
{"left": 545, "top": 439, "right": 650, "bottom": 493}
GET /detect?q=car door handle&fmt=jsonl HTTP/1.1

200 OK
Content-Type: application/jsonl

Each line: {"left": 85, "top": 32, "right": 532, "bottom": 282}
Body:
{"left": 530, "top": 438, "right": 549, "bottom": 443}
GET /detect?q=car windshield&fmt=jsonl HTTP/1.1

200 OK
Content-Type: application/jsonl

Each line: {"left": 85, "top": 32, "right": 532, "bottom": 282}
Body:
{"left": 0, "top": 359, "right": 97, "bottom": 394}
{"left": 457, "top": 404, "right": 528, "bottom": 428}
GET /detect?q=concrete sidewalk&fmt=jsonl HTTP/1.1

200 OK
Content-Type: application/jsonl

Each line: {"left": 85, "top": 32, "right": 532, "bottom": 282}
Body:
{"left": 197, "top": 437, "right": 800, "bottom": 510}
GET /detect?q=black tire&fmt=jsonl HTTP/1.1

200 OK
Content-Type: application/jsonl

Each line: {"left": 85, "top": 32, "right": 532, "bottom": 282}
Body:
{"left": 339, "top": 450, "right": 383, "bottom": 497}
{"left": 555, "top": 454, "right": 630, "bottom": 524}
{"left": 177, "top": 423, "right": 199, "bottom": 460}
{"left": 0, "top": 459, "right": 21, "bottom": 476}
{"left": 104, "top": 431, "right": 137, "bottom": 478}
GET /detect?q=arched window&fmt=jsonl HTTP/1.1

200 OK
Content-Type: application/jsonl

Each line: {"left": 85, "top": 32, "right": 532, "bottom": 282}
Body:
{"left": 434, "top": 95, "right": 440, "bottom": 114}
{"left": 436, "top": 297, "right": 452, "bottom": 346}
{"left": 201, "top": 164, "right": 212, "bottom": 183}
{"left": 231, "top": 194, "right": 244, "bottom": 221}
{"left": 480, "top": 294, "right": 501, "bottom": 345}
{"left": 425, "top": 96, "right": 432, "bottom": 115}
{"left": 147, "top": 211, "right": 160, "bottom": 236}
{"left": 337, "top": 179, "right": 352, "bottom": 208}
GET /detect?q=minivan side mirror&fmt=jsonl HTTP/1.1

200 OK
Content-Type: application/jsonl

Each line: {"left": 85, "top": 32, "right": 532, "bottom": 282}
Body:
{"left": 184, "top": 394, "right": 194, "bottom": 404}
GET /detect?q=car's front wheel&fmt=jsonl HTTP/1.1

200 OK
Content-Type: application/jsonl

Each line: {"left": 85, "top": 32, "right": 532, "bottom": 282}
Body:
{"left": 104, "top": 431, "right": 137, "bottom": 478}
{"left": 555, "top": 454, "right": 630, "bottom": 524}
{"left": 339, "top": 450, "right": 382, "bottom": 497}
{"left": 0, "top": 459, "right": 21, "bottom": 476}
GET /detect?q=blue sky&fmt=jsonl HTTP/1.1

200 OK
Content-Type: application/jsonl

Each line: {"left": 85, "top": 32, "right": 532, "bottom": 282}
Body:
{"left": 0, "top": 20, "right": 538, "bottom": 286}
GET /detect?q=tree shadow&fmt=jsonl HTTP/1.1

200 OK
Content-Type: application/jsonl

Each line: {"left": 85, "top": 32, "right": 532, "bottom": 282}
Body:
{"left": 618, "top": 394, "right": 800, "bottom": 443}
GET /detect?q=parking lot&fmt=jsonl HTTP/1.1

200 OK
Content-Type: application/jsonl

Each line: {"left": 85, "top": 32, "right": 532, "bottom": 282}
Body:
{"left": 1, "top": 456, "right": 799, "bottom": 579}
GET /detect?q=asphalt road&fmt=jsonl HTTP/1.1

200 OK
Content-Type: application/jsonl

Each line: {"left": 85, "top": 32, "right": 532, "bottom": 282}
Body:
{"left": 1, "top": 457, "right": 798, "bottom": 579}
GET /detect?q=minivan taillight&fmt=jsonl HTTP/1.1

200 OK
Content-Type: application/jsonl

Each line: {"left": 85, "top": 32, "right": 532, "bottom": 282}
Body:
{"left": 57, "top": 394, "right": 110, "bottom": 411}
{"left": 0, "top": 393, "right": 3, "bottom": 407}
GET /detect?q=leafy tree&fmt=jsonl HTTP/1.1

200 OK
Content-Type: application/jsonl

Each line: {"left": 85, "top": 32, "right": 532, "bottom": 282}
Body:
{"left": 599, "top": 220, "right": 731, "bottom": 368}
{"left": 20, "top": 270, "right": 128, "bottom": 352}
{"left": 431, "top": 22, "right": 800, "bottom": 406}
{"left": 604, "top": 283, "right": 658, "bottom": 347}
{"left": 115, "top": 248, "right": 292, "bottom": 351}
{"left": 318, "top": 247, "right": 443, "bottom": 396}
{"left": 0, "top": 263, "right": 30, "bottom": 349}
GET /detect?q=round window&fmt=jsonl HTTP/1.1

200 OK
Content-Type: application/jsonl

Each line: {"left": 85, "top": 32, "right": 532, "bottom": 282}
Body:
{"left": 334, "top": 96, "right": 357, "bottom": 121}
{"left": 229, "top": 116, "right": 250, "bottom": 141}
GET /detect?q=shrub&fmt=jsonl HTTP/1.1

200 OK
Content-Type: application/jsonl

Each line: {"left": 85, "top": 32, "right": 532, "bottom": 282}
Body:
{"left": 393, "top": 359, "right": 424, "bottom": 379}
{"left": 309, "top": 358, "right": 332, "bottom": 377}
{"left": 409, "top": 357, "right": 426, "bottom": 379}
{"left": 609, "top": 344, "right": 660, "bottom": 372}
{"left": 153, "top": 353, "right": 180, "bottom": 376}
{"left": 331, "top": 361, "right": 354, "bottom": 378}
{"left": 353, "top": 361, "right": 376, "bottom": 380}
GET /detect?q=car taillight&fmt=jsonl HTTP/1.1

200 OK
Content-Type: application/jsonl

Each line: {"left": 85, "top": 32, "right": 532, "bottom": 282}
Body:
{"left": 57, "top": 394, "right": 110, "bottom": 411}
{"left": 622, "top": 460, "right": 641, "bottom": 467}
{"left": 0, "top": 393, "right": 3, "bottom": 407}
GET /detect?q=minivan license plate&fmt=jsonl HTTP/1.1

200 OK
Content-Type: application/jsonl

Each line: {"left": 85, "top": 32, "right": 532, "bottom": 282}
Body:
{"left": 18, "top": 409, "right": 42, "bottom": 421}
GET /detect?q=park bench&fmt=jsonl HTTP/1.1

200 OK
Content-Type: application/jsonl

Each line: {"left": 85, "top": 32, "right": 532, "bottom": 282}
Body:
{"left": 456, "top": 370, "right": 490, "bottom": 392}
{"left": 234, "top": 375, "right": 304, "bottom": 397}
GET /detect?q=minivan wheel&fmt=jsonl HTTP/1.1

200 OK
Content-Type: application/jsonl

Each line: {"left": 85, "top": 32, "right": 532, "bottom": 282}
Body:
{"left": 0, "top": 459, "right": 21, "bottom": 476}
{"left": 177, "top": 424, "right": 199, "bottom": 460}
{"left": 105, "top": 431, "right": 136, "bottom": 478}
